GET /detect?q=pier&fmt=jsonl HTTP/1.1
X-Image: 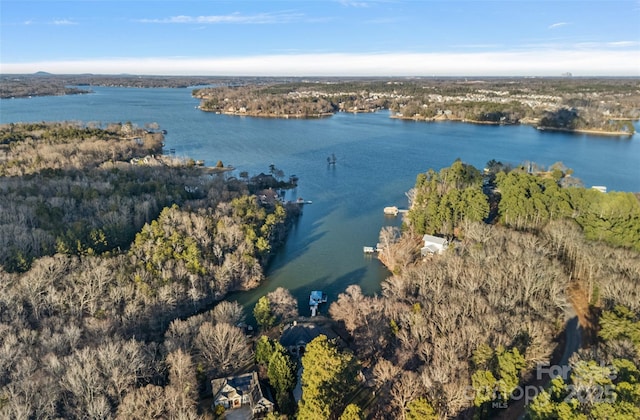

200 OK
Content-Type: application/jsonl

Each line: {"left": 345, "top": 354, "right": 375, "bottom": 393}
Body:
{"left": 363, "top": 243, "right": 384, "bottom": 253}
{"left": 383, "top": 206, "right": 408, "bottom": 216}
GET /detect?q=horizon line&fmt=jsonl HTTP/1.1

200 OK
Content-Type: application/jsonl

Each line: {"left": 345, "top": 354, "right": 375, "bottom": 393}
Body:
{"left": 3, "top": 72, "right": 639, "bottom": 79}
{"left": 2, "top": 51, "right": 639, "bottom": 77}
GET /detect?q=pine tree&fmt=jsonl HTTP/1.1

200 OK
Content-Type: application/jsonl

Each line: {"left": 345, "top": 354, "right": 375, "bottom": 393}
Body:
{"left": 298, "top": 335, "right": 359, "bottom": 420}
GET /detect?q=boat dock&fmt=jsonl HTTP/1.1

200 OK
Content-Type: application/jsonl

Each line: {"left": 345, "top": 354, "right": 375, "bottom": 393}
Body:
{"left": 363, "top": 243, "right": 383, "bottom": 253}
{"left": 309, "top": 291, "right": 328, "bottom": 316}
{"left": 383, "top": 206, "right": 408, "bottom": 216}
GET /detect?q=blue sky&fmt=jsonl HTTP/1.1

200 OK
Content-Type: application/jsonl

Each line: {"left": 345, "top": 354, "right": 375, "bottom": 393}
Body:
{"left": 1, "top": 0, "right": 639, "bottom": 76}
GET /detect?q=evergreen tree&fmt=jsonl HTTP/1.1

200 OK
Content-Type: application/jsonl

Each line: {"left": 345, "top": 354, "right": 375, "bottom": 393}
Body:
{"left": 339, "top": 403, "right": 363, "bottom": 420}
{"left": 298, "top": 335, "right": 359, "bottom": 420}
{"left": 267, "top": 348, "right": 296, "bottom": 412}
{"left": 255, "top": 335, "right": 275, "bottom": 365}
{"left": 254, "top": 296, "right": 275, "bottom": 330}
{"left": 406, "top": 398, "right": 437, "bottom": 420}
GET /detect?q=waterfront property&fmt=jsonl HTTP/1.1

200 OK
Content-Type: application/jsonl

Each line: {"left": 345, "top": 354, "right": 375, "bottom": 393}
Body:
{"left": 280, "top": 321, "right": 339, "bottom": 358}
{"left": 421, "top": 234, "right": 449, "bottom": 255}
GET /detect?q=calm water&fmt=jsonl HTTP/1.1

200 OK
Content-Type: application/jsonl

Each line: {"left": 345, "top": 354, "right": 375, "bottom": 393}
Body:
{"left": 2, "top": 87, "right": 639, "bottom": 315}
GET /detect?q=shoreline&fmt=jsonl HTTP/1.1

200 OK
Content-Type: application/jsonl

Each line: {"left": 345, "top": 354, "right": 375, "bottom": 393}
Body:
{"left": 535, "top": 126, "right": 634, "bottom": 137}
{"left": 199, "top": 108, "right": 335, "bottom": 119}
{"left": 201, "top": 106, "right": 635, "bottom": 137}
{"left": 390, "top": 114, "right": 634, "bottom": 136}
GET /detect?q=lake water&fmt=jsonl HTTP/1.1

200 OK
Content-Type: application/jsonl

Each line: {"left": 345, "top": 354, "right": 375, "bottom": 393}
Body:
{"left": 2, "top": 87, "right": 639, "bottom": 315}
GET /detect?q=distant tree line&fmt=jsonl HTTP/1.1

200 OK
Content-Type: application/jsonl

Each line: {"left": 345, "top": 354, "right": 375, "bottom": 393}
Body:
{"left": 0, "top": 74, "right": 261, "bottom": 98}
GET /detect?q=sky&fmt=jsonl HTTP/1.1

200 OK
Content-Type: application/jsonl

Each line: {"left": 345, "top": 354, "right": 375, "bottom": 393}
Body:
{"left": 1, "top": 0, "right": 639, "bottom": 76}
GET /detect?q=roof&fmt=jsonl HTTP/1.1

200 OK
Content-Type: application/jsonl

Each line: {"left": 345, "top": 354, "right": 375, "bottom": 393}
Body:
{"left": 422, "top": 234, "right": 448, "bottom": 246}
{"left": 212, "top": 372, "right": 258, "bottom": 401}
{"left": 279, "top": 323, "right": 337, "bottom": 348}
{"left": 421, "top": 244, "right": 442, "bottom": 254}
{"left": 309, "top": 290, "right": 327, "bottom": 305}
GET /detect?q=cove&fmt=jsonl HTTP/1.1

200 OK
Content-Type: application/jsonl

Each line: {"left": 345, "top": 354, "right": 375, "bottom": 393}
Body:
{"left": 2, "top": 87, "right": 639, "bottom": 314}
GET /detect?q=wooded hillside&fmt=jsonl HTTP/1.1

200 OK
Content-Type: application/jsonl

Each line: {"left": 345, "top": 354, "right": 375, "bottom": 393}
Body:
{"left": 0, "top": 122, "right": 297, "bottom": 418}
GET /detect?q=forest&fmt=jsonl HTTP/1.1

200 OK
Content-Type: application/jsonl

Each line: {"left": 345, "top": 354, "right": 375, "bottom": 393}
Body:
{"left": 0, "top": 122, "right": 299, "bottom": 418}
{"left": 322, "top": 160, "right": 640, "bottom": 419}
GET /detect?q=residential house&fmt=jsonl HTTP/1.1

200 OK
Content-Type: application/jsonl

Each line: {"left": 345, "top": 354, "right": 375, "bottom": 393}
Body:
{"left": 421, "top": 234, "right": 448, "bottom": 255}
{"left": 279, "top": 322, "right": 337, "bottom": 358}
{"left": 212, "top": 371, "right": 274, "bottom": 418}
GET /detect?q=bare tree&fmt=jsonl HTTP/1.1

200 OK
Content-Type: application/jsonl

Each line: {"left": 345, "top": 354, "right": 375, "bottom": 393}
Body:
{"left": 267, "top": 287, "right": 299, "bottom": 322}
{"left": 390, "top": 371, "right": 423, "bottom": 420}
{"left": 194, "top": 322, "right": 252, "bottom": 377}
{"left": 373, "top": 358, "right": 401, "bottom": 387}
{"left": 116, "top": 385, "right": 168, "bottom": 420}
{"left": 60, "top": 347, "right": 109, "bottom": 418}
{"left": 165, "top": 349, "right": 198, "bottom": 417}
{"left": 96, "top": 339, "right": 148, "bottom": 405}
{"left": 211, "top": 300, "right": 246, "bottom": 326}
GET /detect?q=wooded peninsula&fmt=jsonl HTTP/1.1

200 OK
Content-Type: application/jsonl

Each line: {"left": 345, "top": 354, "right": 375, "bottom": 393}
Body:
{"left": 192, "top": 78, "right": 639, "bottom": 136}
{"left": 0, "top": 93, "right": 639, "bottom": 418}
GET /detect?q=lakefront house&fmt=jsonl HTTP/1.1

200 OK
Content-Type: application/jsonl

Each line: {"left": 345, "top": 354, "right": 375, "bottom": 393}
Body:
{"left": 421, "top": 234, "right": 448, "bottom": 255}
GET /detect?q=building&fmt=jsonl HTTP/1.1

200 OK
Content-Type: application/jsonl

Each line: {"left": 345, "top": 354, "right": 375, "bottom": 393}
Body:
{"left": 279, "top": 322, "right": 338, "bottom": 358}
{"left": 309, "top": 290, "right": 327, "bottom": 316}
{"left": 384, "top": 206, "right": 399, "bottom": 216}
{"left": 421, "top": 234, "right": 448, "bottom": 255}
{"left": 212, "top": 371, "right": 274, "bottom": 418}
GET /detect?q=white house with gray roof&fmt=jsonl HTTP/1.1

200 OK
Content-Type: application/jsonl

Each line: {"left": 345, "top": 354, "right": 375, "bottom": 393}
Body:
{"left": 421, "top": 234, "right": 448, "bottom": 255}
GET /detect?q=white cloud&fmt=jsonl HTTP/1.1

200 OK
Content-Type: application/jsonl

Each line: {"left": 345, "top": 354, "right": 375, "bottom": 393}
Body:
{"left": 138, "top": 11, "right": 303, "bottom": 24}
{"left": 608, "top": 41, "right": 640, "bottom": 47}
{"left": 52, "top": 19, "right": 77, "bottom": 25}
{"left": 338, "top": 0, "right": 370, "bottom": 7}
{"left": 2, "top": 50, "right": 639, "bottom": 76}
{"left": 548, "top": 22, "right": 569, "bottom": 29}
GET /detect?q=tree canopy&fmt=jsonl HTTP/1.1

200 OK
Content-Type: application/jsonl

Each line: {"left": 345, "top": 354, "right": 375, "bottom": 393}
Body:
{"left": 298, "top": 335, "right": 360, "bottom": 420}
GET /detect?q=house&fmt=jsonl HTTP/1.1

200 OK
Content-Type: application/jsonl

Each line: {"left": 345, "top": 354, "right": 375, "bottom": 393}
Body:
{"left": 212, "top": 371, "right": 274, "bottom": 418}
{"left": 421, "top": 234, "right": 448, "bottom": 255}
{"left": 257, "top": 188, "right": 279, "bottom": 205}
{"left": 279, "top": 322, "right": 338, "bottom": 358}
